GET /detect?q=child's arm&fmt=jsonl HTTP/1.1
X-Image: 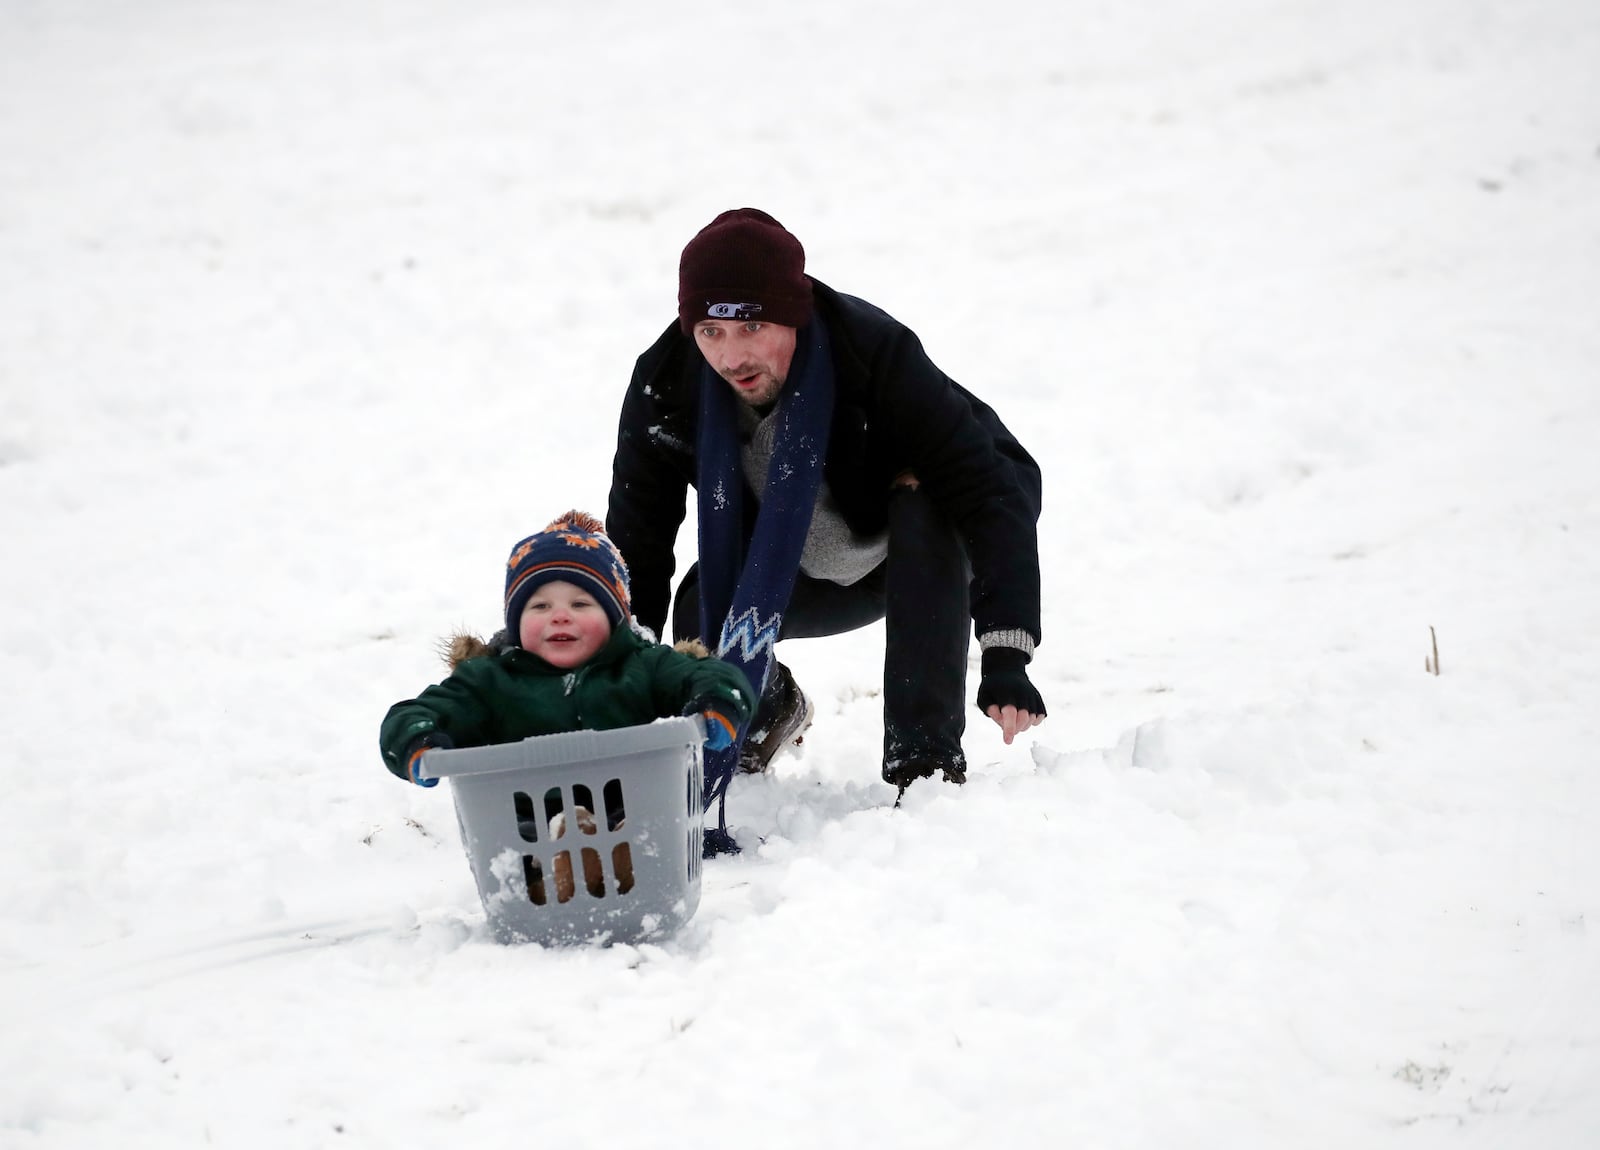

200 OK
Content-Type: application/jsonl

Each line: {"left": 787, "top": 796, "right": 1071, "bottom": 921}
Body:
{"left": 645, "top": 643, "right": 757, "bottom": 744}
{"left": 378, "top": 664, "right": 498, "bottom": 784}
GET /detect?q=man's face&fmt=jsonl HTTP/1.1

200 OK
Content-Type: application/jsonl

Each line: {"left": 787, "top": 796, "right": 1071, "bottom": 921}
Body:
{"left": 692, "top": 320, "right": 797, "bottom": 408}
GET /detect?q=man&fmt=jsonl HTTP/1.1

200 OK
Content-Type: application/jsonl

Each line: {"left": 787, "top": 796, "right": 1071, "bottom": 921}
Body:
{"left": 606, "top": 207, "right": 1045, "bottom": 800}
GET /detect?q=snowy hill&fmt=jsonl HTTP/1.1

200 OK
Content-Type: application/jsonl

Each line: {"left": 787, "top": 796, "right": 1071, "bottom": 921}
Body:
{"left": 3, "top": 1, "right": 1598, "bottom": 1146}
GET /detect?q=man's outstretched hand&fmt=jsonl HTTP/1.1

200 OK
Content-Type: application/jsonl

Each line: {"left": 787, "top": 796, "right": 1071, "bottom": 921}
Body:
{"left": 976, "top": 647, "right": 1047, "bottom": 745}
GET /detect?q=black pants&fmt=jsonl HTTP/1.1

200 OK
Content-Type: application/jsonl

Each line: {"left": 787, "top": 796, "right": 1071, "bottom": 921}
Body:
{"left": 672, "top": 486, "right": 970, "bottom": 772}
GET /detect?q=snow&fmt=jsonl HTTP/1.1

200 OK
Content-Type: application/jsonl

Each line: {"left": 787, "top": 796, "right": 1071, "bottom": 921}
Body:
{"left": 3, "top": 0, "right": 1598, "bottom": 1145}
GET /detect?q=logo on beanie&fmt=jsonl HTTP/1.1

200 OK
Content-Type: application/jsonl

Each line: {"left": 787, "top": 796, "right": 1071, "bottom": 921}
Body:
{"left": 705, "top": 301, "right": 764, "bottom": 320}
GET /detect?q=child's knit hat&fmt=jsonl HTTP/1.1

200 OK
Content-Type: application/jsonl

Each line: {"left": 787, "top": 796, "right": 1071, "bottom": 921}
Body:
{"left": 504, "top": 511, "right": 632, "bottom": 638}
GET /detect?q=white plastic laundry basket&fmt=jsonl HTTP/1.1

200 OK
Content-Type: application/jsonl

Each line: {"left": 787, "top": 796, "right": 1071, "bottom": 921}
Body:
{"left": 416, "top": 716, "right": 704, "bottom": 945}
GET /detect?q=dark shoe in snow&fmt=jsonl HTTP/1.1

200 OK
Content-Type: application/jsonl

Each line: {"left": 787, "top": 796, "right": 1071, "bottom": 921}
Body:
{"left": 739, "top": 662, "right": 815, "bottom": 774}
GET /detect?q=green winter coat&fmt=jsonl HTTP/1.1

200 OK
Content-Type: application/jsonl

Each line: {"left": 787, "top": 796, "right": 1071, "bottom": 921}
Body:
{"left": 379, "top": 624, "right": 755, "bottom": 780}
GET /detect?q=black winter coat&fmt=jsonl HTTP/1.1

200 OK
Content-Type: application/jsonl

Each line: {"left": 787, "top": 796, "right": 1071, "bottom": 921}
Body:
{"left": 605, "top": 279, "right": 1043, "bottom": 646}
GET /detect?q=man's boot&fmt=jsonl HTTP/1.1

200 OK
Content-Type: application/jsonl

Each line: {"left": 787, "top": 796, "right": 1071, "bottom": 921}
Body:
{"left": 739, "top": 661, "right": 815, "bottom": 773}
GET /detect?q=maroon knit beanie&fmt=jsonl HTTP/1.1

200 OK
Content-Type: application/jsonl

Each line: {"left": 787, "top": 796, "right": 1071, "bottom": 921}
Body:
{"left": 678, "top": 208, "right": 814, "bottom": 334}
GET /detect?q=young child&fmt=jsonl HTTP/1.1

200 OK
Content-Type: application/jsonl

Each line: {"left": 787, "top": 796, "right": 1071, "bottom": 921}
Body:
{"left": 380, "top": 511, "right": 753, "bottom": 898}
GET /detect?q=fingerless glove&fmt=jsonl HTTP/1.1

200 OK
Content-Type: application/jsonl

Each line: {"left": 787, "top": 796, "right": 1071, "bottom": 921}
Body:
{"left": 975, "top": 647, "right": 1047, "bottom": 717}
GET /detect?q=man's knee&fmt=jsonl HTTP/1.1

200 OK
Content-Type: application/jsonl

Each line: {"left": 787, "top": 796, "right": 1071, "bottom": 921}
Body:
{"left": 888, "top": 485, "right": 966, "bottom": 573}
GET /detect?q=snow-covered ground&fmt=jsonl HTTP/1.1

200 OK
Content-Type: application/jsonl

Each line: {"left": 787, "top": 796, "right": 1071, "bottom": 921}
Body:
{"left": 4, "top": 1, "right": 1598, "bottom": 1145}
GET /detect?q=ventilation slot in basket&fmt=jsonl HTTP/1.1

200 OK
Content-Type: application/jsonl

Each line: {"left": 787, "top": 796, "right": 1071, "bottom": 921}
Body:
{"left": 522, "top": 855, "right": 547, "bottom": 905}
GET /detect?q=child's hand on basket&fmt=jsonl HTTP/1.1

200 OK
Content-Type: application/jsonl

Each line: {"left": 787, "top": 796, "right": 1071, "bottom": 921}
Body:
{"left": 701, "top": 709, "right": 738, "bottom": 752}
{"left": 404, "top": 731, "right": 455, "bottom": 787}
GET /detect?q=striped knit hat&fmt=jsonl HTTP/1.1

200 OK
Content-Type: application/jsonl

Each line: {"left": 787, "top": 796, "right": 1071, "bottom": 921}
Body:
{"left": 504, "top": 511, "right": 632, "bottom": 638}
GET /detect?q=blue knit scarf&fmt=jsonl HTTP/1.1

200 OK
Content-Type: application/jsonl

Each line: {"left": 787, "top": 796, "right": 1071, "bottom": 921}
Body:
{"left": 695, "top": 317, "right": 834, "bottom": 853}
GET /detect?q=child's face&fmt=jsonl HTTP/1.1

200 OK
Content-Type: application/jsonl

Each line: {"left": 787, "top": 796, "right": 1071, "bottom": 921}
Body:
{"left": 518, "top": 580, "right": 612, "bottom": 668}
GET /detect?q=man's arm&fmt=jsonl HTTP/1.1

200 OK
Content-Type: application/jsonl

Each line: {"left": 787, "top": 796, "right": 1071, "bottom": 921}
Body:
{"left": 860, "top": 317, "right": 1047, "bottom": 739}
{"left": 867, "top": 323, "right": 1043, "bottom": 646}
{"left": 605, "top": 328, "right": 695, "bottom": 637}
